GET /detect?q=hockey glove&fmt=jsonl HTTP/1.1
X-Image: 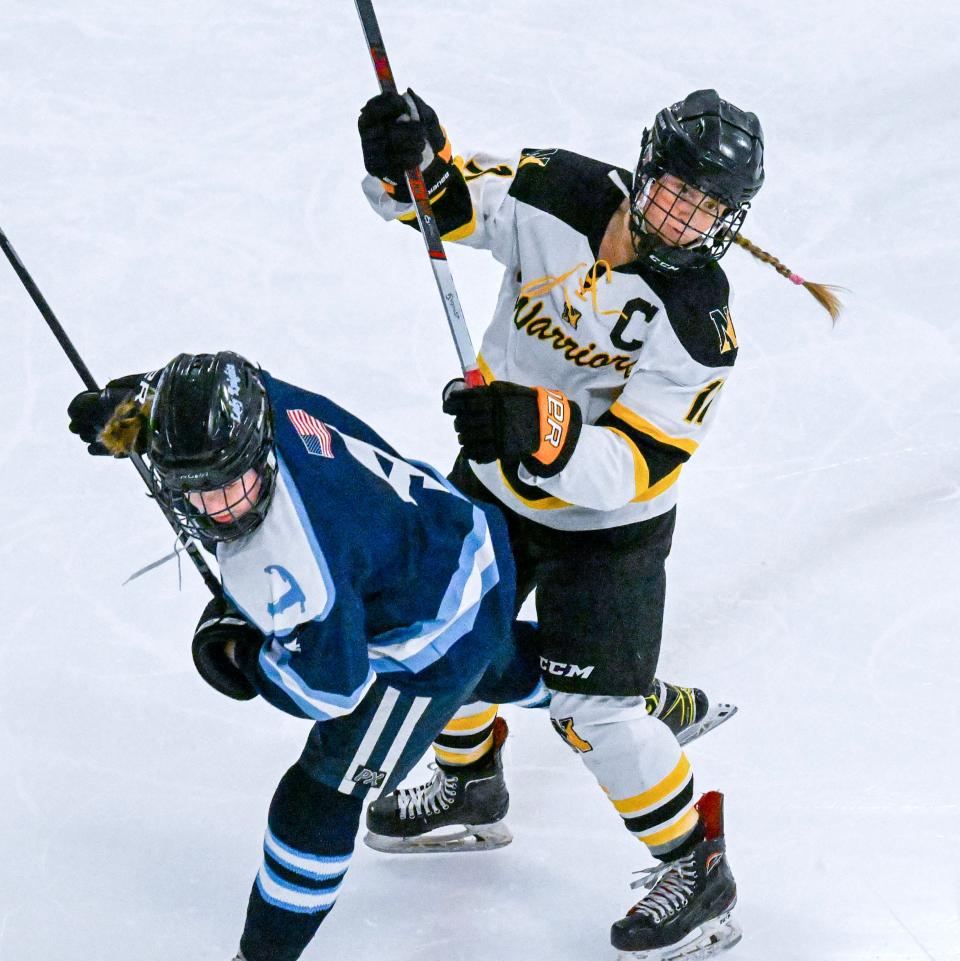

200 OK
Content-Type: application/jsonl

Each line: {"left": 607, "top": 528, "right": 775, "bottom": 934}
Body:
{"left": 67, "top": 373, "right": 151, "bottom": 456}
{"left": 442, "top": 380, "right": 583, "bottom": 478}
{"left": 358, "top": 88, "right": 448, "bottom": 203}
{"left": 192, "top": 595, "right": 263, "bottom": 701}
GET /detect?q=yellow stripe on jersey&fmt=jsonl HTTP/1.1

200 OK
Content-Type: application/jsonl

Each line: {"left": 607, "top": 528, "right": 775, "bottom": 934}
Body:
{"left": 496, "top": 462, "right": 572, "bottom": 510}
{"left": 476, "top": 354, "right": 496, "bottom": 385}
{"left": 633, "top": 465, "right": 683, "bottom": 503}
{"left": 605, "top": 426, "right": 684, "bottom": 502}
{"left": 606, "top": 426, "right": 651, "bottom": 495}
{"left": 636, "top": 807, "right": 699, "bottom": 847}
{"left": 443, "top": 704, "right": 499, "bottom": 733}
{"left": 399, "top": 202, "right": 477, "bottom": 242}
{"left": 395, "top": 155, "right": 478, "bottom": 242}
{"left": 441, "top": 206, "right": 477, "bottom": 242}
{"left": 609, "top": 402, "right": 700, "bottom": 455}
{"left": 611, "top": 754, "right": 691, "bottom": 816}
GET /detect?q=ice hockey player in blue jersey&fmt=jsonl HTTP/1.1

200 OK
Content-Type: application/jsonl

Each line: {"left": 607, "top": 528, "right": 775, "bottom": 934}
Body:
{"left": 66, "top": 351, "right": 545, "bottom": 961}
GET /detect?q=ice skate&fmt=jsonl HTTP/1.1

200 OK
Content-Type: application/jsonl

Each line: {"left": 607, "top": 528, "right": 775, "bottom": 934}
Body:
{"left": 646, "top": 681, "right": 737, "bottom": 746}
{"left": 611, "top": 792, "right": 741, "bottom": 961}
{"left": 364, "top": 716, "right": 512, "bottom": 853}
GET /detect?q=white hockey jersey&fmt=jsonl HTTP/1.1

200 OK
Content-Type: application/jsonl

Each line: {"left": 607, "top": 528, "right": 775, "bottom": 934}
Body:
{"left": 363, "top": 147, "right": 737, "bottom": 532}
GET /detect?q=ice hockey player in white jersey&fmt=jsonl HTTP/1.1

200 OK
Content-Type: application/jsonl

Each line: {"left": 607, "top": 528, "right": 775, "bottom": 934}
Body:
{"left": 66, "top": 352, "right": 548, "bottom": 961}
{"left": 356, "top": 87, "right": 840, "bottom": 960}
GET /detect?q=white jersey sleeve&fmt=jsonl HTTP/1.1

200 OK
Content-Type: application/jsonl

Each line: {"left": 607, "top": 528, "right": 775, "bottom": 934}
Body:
{"left": 363, "top": 145, "right": 738, "bottom": 532}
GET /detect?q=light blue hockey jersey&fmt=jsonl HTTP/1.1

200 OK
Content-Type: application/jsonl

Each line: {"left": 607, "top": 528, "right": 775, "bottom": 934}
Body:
{"left": 218, "top": 373, "right": 515, "bottom": 722}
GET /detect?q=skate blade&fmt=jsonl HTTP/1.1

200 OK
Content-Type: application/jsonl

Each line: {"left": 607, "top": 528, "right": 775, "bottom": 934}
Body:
{"left": 363, "top": 821, "right": 513, "bottom": 854}
{"left": 677, "top": 703, "right": 738, "bottom": 746}
{"left": 616, "top": 906, "right": 741, "bottom": 961}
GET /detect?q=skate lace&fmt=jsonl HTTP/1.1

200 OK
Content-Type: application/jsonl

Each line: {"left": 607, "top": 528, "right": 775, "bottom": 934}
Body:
{"left": 397, "top": 765, "right": 458, "bottom": 820}
{"left": 627, "top": 854, "right": 698, "bottom": 924}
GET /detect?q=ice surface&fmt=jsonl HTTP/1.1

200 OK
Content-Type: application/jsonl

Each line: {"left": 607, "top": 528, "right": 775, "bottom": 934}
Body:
{"left": 1, "top": 2, "right": 958, "bottom": 959}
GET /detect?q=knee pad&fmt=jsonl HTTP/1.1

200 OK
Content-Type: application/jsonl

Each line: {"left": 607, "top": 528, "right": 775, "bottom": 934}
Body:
{"left": 548, "top": 692, "right": 681, "bottom": 797}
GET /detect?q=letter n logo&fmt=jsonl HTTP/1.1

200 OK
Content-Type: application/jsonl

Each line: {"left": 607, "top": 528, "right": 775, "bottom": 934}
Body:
{"left": 710, "top": 307, "right": 738, "bottom": 354}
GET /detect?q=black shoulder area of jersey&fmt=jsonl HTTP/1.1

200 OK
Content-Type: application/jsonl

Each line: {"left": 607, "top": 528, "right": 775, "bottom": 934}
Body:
{"left": 508, "top": 148, "right": 631, "bottom": 255}
{"left": 634, "top": 261, "right": 736, "bottom": 368}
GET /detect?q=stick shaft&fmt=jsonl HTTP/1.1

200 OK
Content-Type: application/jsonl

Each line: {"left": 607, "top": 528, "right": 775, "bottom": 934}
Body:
{"left": 0, "top": 224, "right": 221, "bottom": 595}
{"left": 353, "top": 0, "right": 484, "bottom": 387}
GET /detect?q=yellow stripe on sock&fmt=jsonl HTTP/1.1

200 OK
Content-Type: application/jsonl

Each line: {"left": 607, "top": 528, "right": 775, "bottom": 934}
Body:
{"left": 443, "top": 705, "right": 498, "bottom": 733}
{"left": 611, "top": 754, "right": 691, "bottom": 816}
{"left": 434, "top": 733, "right": 494, "bottom": 766}
{"left": 636, "top": 808, "right": 699, "bottom": 847}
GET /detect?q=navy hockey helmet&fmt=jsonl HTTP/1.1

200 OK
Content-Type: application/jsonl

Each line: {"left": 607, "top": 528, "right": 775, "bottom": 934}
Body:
{"left": 630, "top": 89, "right": 765, "bottom": 272}
{"left": 147, "top": 351, "right": 276, "bottom": 544}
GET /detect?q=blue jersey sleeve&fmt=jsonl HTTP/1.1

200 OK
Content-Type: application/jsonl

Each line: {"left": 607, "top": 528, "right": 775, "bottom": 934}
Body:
{"left": 241, "top": 586, "right": 376, "bottom": 721}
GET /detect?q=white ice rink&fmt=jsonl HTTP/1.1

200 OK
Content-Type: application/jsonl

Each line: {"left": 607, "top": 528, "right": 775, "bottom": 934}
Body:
{"left": 1, "top": 2, "right": 958, "bottom": 959}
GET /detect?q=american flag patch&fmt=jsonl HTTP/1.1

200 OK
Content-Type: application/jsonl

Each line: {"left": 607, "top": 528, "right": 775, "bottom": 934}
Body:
{"left": 287, "top": 409, "right": 335, "bottom": 458}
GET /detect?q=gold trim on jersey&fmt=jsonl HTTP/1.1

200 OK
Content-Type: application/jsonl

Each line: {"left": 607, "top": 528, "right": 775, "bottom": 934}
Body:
{"left": 604, "top": 420, "right": 687, "bottom": 502}
{"left": 609, "top": 402, "right": 699, "bottom": 455}
{"left": 477, "top": 354, "right": 496, "bottom": 384}
{"left": 633, "top": 465, "right": 683, "bottom": 502}
{"left": 606, "top": 426, "right": 651, "bottom": 494}
{"left": 398, "top": 184, "right": 477, "bottom": 242}
{"left": 463, "top": 157, "right": 514, "bottom": 181}
{"left": 496, "top": 462, "right": 572, "bottom": 510}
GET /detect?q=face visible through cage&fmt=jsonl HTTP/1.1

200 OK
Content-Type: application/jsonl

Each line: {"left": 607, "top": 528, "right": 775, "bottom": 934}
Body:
{"left": 636, "top": 173, "right": 729, "bottom": 249}
{"left": 184, "top": 468, "right": 263, "bottom": 526}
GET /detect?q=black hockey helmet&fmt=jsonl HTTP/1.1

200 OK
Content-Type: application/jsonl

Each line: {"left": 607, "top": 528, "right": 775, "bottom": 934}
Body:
{"left": 147, "top": 351, "right": 276, "bottom": 544}
{"left": 630, "top": 89, "right": 765, "bottom": 272}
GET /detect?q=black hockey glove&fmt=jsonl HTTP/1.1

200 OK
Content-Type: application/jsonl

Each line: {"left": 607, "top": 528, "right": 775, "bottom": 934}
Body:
{"left": 442, "top": 379, "right": 583, "bottom": 479}
{"left": 192, "top": 595, "right": 263, "bottom": 701}
{"left": 358, "top": 88, "right": 447, "bottom": 203}
{"left": 67, "top": 373, "right": 151, "bottom": 456}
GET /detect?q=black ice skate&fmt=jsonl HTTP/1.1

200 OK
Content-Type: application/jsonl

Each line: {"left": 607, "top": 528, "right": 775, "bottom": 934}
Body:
{"left": 611, "top": 792, "right": 741, "bottom": 961}
{"left": 646, "top": 681, "right": 737, "bottom": 746}
{"left": 364, "top": 716, "right": 512, "bottom": 854}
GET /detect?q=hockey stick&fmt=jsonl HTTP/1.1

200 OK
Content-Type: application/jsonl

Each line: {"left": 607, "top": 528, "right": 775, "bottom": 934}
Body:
{"left": 0, "top": 223, "right": 221, "bottom": 595}
{"left": 353, "top": 0, "right": 484, "bottom": 388}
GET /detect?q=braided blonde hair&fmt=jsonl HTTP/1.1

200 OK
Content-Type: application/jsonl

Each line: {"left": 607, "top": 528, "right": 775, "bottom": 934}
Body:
{"left": 734, "top": 234, "right": 844, "bottom": 323}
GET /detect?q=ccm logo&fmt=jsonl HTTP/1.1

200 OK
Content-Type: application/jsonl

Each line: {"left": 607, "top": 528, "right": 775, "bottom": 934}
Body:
{"left": 544, "top": 390, "right": 566, "bottom": 449}
{"left": 540, "top": 656, "right": 595, "bottom": 680}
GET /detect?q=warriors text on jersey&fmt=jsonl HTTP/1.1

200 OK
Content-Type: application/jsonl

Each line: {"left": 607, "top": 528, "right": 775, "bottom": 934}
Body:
{"left": 218, "top": 373, "right": 513, "bottom": 722}
{"left": 363, "top": 147, "right": 738, "bottom": 531}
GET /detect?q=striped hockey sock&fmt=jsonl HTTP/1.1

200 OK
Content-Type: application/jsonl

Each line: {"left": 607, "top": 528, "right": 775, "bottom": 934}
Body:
{"left": 239, "top": 764, "right": 362, "bottom": 961}
{"left": 432, "top": 701, "right": 499, "bottom": 767}
{"left": 608, "top": 752, "right": 699, "bottom": 858}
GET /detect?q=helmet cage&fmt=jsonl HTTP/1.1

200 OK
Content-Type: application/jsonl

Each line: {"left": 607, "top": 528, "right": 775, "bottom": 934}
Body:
{"left": 152, "top": 448, "right": 277, "bottom": 544}
{"left": 629, "top": 134, "right": 750, "bottom": 271}
{"left": 147, "top": 352, "right": 278, "bottom": 544}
